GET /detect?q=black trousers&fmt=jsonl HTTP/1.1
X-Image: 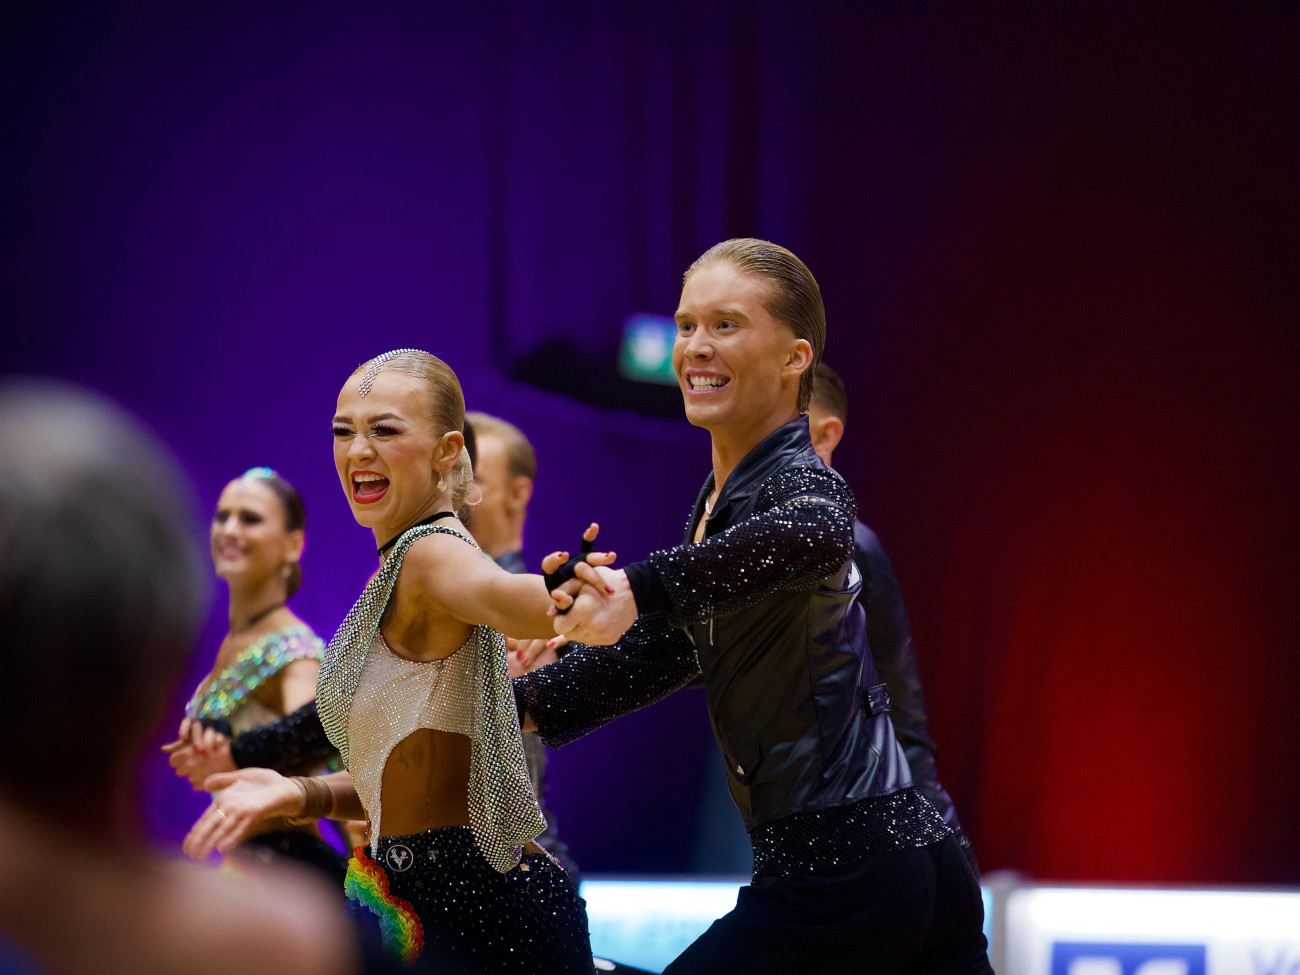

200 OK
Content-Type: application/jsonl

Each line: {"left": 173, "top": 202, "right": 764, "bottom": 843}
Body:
{"left": 349, "top": 827, "right": 594, "bottom": 974}
{"left": 664, "top": 836, "right": 991, "bottom": 974}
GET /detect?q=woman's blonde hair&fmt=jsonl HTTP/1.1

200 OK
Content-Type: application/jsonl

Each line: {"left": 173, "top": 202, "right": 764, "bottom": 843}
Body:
{"left": 352, "top": 350, "right": 476, "bottom": 509}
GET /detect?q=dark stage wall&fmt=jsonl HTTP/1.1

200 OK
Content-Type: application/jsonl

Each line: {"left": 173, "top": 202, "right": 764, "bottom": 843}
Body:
{"left": 2, "top": 2, "right": 1296, "bottom": 884}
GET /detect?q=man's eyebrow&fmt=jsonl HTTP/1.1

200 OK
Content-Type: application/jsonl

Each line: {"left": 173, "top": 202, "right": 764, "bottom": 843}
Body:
{"left": 674, "top": 307, "right": 751, "bottom": 322}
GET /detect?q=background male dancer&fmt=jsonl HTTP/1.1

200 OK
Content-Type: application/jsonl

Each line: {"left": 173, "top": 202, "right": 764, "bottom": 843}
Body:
{"left": 518, "top": 238, "right": 990, "bottom": 973}
{"left": 807, "top": 362, "right": 978, "bottom": 873}
{"left": 465, "top": 411, "right": 578, "bottom": 880}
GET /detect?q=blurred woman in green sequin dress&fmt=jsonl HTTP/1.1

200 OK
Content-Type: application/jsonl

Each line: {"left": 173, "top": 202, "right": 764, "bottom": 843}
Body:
{"left": 163, "top": 467, "right": 347, "bottom": 883}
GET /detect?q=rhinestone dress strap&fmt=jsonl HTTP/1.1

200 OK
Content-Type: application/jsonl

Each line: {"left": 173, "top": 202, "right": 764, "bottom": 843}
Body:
{"left": 317, "top": 522, "right": 546, "bottom": 873}
{"left": 186, "top": 625, "right": 324, "bottom": 722}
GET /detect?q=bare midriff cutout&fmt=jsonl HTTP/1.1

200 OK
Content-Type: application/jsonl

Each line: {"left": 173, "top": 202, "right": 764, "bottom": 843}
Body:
{"left": 377, "top": 727, "right": 473, "bottom": 836}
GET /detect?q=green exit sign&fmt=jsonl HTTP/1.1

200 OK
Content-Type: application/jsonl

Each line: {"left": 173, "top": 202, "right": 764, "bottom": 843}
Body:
{"left": 618, "top": 313, "right": 679, "bottom": 385}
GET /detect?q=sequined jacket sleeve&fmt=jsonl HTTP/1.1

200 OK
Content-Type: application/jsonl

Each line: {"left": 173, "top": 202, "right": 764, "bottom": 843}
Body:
{"left": 624, "top": 466, "right": 857, "bottom": 629}
{"left": 228, "top": 700, "right": 336, "bottom": 771}
{"left": 514, "top": 615, "right": 700, "bottom": 747}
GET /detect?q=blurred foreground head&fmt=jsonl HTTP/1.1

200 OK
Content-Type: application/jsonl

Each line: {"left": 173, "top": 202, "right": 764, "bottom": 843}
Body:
{"left": 0, "top": 381, "right": 205, "bottom": 823}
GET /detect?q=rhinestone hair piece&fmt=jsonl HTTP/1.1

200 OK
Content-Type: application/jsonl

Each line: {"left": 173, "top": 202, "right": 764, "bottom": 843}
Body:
{"left": 241, "top": 466, "right": 279, "bottom": 480}
{"left": 359, "top": 348, "right": 427, "bottom": 397}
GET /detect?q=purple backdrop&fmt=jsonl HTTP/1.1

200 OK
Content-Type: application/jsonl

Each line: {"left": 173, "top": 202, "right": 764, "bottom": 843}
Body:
{"left": 2, "top": 2, "right": 1297, "bottom": 882}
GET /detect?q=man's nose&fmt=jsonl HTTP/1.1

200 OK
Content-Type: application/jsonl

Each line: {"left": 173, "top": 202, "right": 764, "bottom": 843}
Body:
{"left": 683, "top": 329, "right": 713, "bottom": 358}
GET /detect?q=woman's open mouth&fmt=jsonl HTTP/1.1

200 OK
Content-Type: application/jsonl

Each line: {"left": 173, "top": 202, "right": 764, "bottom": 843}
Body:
{"left": 352, "top": 471, "right": 390, "bottom": 504}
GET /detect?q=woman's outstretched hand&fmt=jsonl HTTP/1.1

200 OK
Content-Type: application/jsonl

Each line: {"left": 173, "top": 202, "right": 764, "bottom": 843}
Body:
{"left": 506, "top": 636, "right": 564, "bottom": 677}
{"left": 182, "top": 767, "right": 302, "bottom": 860}
{"left": 539, "top": 523, "right": 617, "bottom": 578}
{"left": 540, "top": 522, "right": 617, "bottom": 613}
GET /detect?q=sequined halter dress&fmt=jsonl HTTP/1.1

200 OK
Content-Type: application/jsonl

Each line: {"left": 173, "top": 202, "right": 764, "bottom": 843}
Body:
{"left": 316, "top": 523, "right": 593, "bottom": 973}
{"left": 185, "top": 624, "right": 345, "bottom": 882}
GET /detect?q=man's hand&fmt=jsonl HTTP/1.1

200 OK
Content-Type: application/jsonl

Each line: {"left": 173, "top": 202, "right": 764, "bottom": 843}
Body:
{"left": 547, "top": 565, "right": 638, "bottom": 646}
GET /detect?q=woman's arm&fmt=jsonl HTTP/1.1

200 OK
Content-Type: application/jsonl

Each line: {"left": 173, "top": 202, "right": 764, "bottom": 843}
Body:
{"left": 276, "top": 657, "right": 320, "bottom": 714}
{"left": 403, "top": 525, "right": 613, "bottom": 639}
{"left": 182, "top": 769, "right": 365, "bottom": 860}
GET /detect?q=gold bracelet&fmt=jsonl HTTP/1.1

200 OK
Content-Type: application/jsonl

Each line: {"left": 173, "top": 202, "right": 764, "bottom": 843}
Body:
{"left": 284, "top": 775, "right": 333, "bottom": 824}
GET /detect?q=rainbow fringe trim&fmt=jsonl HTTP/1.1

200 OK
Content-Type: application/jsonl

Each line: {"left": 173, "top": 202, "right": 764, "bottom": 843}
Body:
{"left": 345, "top": 846, "right": 425, "bottom": 966}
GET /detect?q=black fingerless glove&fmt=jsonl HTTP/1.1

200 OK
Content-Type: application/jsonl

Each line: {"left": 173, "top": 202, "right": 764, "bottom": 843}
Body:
{"left": 543, "top": 532, "right": 596, "bottom": 614}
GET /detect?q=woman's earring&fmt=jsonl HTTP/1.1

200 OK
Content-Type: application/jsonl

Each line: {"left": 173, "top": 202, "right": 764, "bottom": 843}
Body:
{"left": 437, "top": 474, "right": 447, "bottom": 493}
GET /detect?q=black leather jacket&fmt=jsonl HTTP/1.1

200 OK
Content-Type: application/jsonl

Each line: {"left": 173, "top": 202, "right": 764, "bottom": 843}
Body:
{"left": 516, "top": 416, "right": 914, "bottom": 831}
{"left": 853, "top": 523, "right": 975, "bottom": 868}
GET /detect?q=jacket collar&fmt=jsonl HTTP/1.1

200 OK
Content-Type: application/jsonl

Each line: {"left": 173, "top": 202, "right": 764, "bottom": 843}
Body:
{"left": 685, "top": 415, "right": 814, "bottom": 542}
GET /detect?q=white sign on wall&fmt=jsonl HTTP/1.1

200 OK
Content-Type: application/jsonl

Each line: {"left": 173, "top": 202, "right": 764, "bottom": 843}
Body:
{"left": 1003, "top": 886, "right": 1300, "bottom": 975}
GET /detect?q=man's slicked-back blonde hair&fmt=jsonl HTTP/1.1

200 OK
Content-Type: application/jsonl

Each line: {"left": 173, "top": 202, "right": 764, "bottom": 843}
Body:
{"left": 685, "top": 238, "right": 826, "bottom": 413}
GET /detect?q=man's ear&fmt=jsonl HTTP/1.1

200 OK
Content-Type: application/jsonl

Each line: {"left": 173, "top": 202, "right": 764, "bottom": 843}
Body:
{"left": 785, "top": 339, "right": 813, "bottom": 380}
{"left": 506, "top": 475, "right": 534, "bottom": 517}
{"left": 810, "top": 414, "right": 844, "bottom": 460}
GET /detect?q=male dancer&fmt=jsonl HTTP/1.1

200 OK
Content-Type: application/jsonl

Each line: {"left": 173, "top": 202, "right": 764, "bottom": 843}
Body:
{"left": 518, "top": 239, "right": 991, "bottom": 973}
{"left": 807, "top": 362, "right": 978, "bottom": 873}
{"left": 465, "top": 411, "right": 579, "bottom": 880}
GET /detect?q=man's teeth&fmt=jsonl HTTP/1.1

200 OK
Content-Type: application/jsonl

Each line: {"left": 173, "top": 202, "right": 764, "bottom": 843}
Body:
{"left": 690, "top": 376, "right": 729, "bottom": 389}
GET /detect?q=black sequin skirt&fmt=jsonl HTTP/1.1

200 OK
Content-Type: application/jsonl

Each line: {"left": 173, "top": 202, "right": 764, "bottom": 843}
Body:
{"left": 749, "top": 787, "right": 952, "bottom": 881}
{"left": 345, "top": 826, "right": 594, "bottom": 973}
{"left": 233, "top": 829, "right": 348, "bottom": 887}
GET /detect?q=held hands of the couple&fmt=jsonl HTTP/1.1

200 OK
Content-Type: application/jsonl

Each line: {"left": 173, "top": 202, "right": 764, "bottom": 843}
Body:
{"left": 538, "top": 522, "right": 637, "bottom": 648}
{"left": 546, "top": 563, "right": 638, "bottom": 647}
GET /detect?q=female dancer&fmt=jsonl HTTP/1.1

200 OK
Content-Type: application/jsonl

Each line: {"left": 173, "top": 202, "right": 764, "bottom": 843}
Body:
{"left": 184, "top": 350, "right": 598, "bottom": 974}
{"left": 159, "top": 428, "right": 482, "bottom": 789}
{"left": 163, "top": 467, "right": 346, "bottom": 881}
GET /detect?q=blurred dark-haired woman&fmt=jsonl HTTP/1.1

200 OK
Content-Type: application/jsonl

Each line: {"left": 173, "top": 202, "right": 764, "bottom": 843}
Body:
{"left": 164, "top": 467, "right": 347, "bottom": 882}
